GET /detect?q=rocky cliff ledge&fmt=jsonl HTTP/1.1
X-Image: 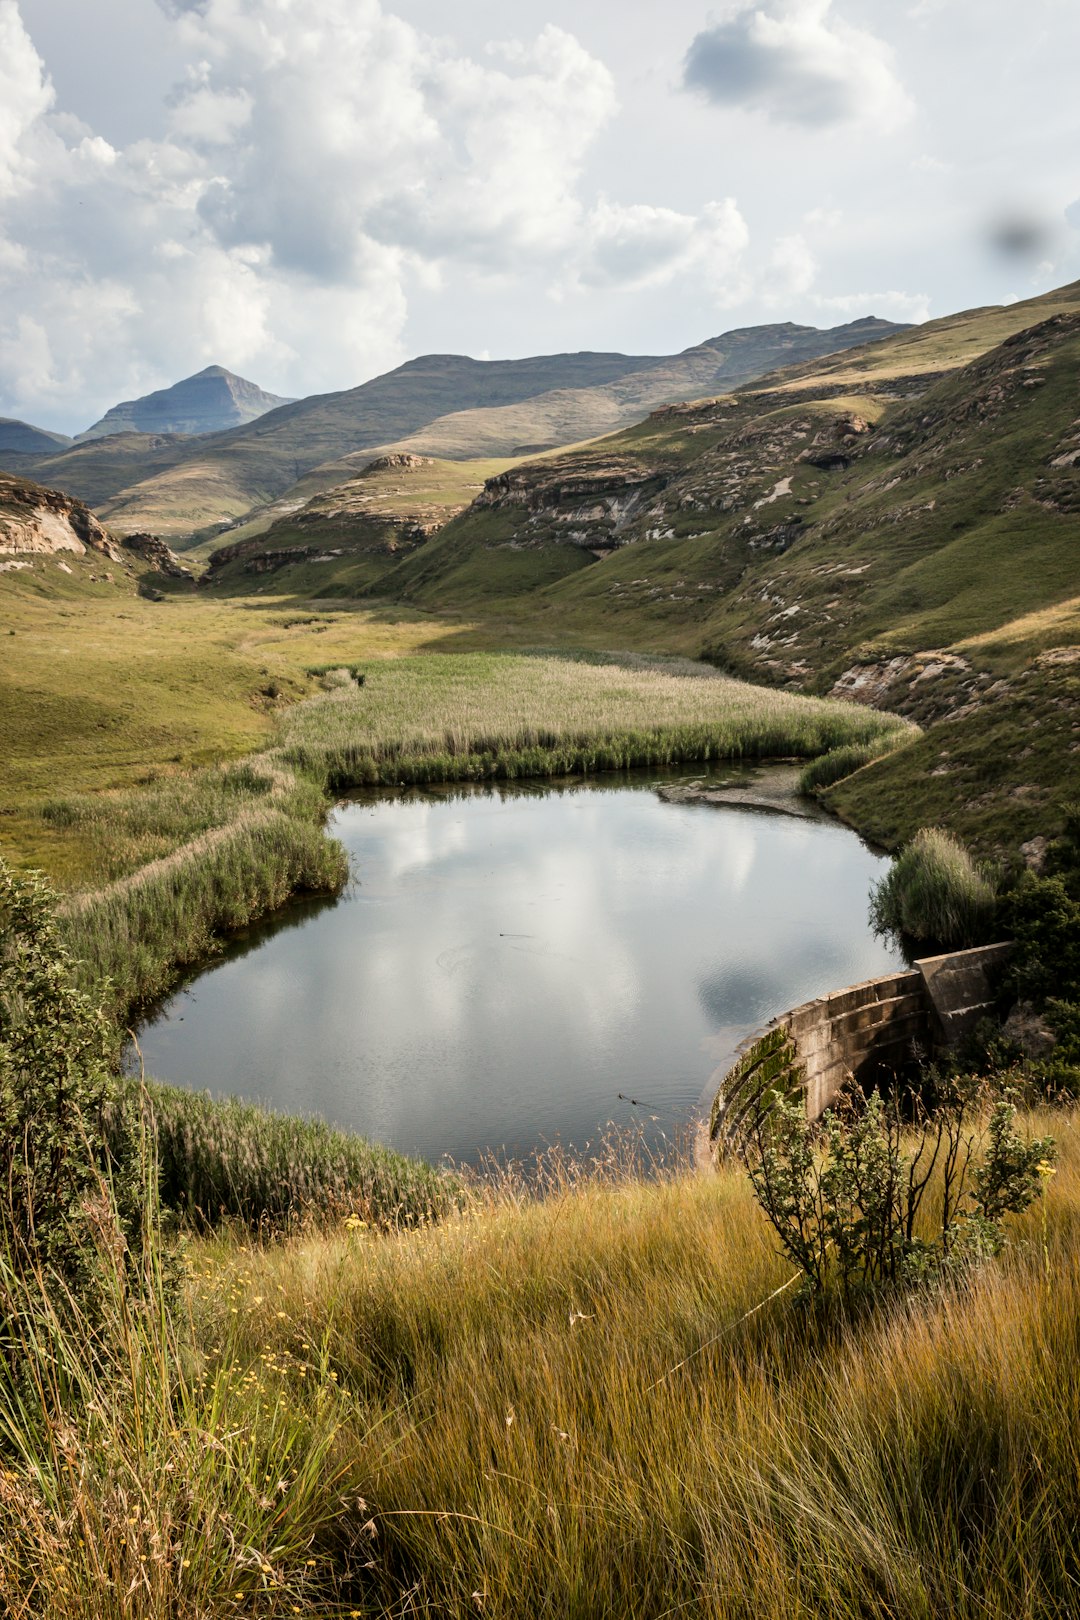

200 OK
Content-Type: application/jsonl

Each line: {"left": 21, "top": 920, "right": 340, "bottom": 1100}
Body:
{"left": 0, "top": 472, "right": 124, "bottom": 570}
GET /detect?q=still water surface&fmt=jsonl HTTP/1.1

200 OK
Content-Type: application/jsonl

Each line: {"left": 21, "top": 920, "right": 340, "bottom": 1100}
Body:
{"left": 133, "top": 769, "right": 904, "bottom": 1166}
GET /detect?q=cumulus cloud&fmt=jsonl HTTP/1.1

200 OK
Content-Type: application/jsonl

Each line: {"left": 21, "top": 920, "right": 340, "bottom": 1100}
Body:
{"left": 813, "top": 288, "right": 931, "bottom": 324}
{"left": 0, "top": 0, "right": 752, "bottom": 428}
{"left": 0, "top": 0, "right": 54, "bottom": 196}
{"left": 683, "top": 0, "right": 912, "bottom": 131}
{"left": 762, "top": 231, "right": 817, "bottom": 302}
{"left": 566, "top": 197, "right": 749, "bottom": 296}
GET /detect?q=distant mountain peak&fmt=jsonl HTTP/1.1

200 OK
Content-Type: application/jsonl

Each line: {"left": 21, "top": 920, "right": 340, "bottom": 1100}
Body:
{"left": 77, "top": 367, "right": 294, "bottom": 442}
{"left": 0, "top": 417, "right": 73, "bottom": 456}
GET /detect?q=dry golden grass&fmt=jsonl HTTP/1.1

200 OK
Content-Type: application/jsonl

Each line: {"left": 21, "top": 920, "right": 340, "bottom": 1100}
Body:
{"left": 2, "top": 1108, "right": 1076, "bottom": 1617}
{"left": 178, "top": 1106, "right": 1080, "bottom": 1619}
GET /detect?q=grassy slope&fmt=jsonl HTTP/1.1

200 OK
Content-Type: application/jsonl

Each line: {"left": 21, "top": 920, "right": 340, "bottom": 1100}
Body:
{"left": 202, "top": 454, "right": 526, "bottom": 596}
{"left": 372, "top": 283, "right": 1080, "bottom": 853}
{"left": 14, "top": 431, "right": 197, "bottom": 506}
{"left": 3, "top": 322, "right": 903, "bottom": 544}
{"left": 0, "top": 586, "right": 436, "bottom": 883}
{"left": 16, "top": 1107, "right": 1072, "bottom": 1618}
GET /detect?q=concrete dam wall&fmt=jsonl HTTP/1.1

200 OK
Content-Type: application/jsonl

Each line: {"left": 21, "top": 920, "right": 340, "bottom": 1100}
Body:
{"left": 710, "top": 943, "right": 1013, "bottom": 1152}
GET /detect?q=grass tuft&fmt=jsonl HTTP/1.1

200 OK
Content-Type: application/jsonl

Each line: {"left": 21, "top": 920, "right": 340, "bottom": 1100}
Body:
{"left": 130, "top": 1080, "right": 457, "bottom": 1231}
{"left": 870, "top": 825, "right": 998, "bottom": 949}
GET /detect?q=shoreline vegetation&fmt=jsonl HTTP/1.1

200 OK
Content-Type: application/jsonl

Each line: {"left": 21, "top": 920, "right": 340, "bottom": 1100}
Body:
{"left": 6, "top": 1079, "right": 1078, "bottom": 1617}
{"left": 4, "top": 625, "right": 1076, "bottom": 1620}
{"left": 46, "top": 650, "right": 914, "bottom": 1023}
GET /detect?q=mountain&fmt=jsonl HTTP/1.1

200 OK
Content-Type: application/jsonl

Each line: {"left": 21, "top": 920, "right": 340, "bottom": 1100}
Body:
{"left": 6, "top": 321, "right": 908, "bottom": 542}
{"left": 370, "top": 280, "right": 1080, "bottom": 631}
{"left": 77, "top": 365, "right": 293, "bottom": 441}
{"left": 0, "top": 418, "right": 72, "bottom": 456}
{"left": 356, "top": 279, "right": 1080, "bottom": 855}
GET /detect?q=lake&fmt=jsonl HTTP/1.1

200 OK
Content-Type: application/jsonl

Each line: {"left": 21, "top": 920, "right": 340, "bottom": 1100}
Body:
{"left": 131, "top": 767, "right": 904, "bottom": 1166}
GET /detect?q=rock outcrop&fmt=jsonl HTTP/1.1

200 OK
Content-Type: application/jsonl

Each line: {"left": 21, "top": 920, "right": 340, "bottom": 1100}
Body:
{"left": 0, "top": 473, "right": 124, "bottom": 566}
{"left": 119, "top": 532, "right": 194, "bottom": 580}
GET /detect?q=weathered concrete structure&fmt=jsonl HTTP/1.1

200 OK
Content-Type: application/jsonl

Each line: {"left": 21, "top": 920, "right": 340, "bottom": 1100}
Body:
{"left": 710, "top": 942, "right": 1013, "bottom": 1153}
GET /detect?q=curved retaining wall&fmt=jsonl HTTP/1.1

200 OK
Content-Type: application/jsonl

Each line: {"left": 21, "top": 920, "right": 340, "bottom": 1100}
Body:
{"left": 710, "top": 943, "right": 1013, "bottom": 1153}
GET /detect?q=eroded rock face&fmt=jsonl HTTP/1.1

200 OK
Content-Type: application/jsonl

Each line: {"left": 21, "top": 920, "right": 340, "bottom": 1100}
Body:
{"left": 0, "top": 473, "right": 123, "bottom": 563}
{"left": 119, "top": 532, "right": 193, "bottom": 580}
{"left": 829, "top": 651, "right": 1002, "bottom": 725}
{"left": 475, "top": 455, "right": 668, "bottom": 550}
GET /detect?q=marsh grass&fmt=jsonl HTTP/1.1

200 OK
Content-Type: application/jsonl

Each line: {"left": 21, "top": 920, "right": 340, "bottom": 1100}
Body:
{"left": 41, "top": 760, "right": 326, "bottom": 887}
{"left": 870, "top": 826, "right": 999, "bottom": 950}
{"left": 277, "top": 651, "right": 911, "bottom": 788}
{"left": 60, "top": 809, "right": 347, "bottom": 1020}
{"left": 131, "top": 1080, "right": 457, "bottom": 1232}
{"left": 798, "top": 732, "right": 906, "bottom": 794}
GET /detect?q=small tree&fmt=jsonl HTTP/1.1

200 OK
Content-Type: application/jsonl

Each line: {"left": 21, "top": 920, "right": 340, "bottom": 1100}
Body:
{"left": 0, "top": 859, "right": 141, "bottom": 1304}
{"left": 743, "top": 1075, "right": 1055, "bottom": 1307}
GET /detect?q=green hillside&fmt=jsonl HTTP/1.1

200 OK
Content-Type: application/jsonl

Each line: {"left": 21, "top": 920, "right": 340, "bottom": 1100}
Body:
{"left": 14, "top": 431, "right": 196, "bottom": 508}
{"left": 1, "top": 319, "right": 905, "bottom": 544}
{"left": 364, "top": 281, "right": 1080, "bottom": 853}
{"left": 202, "top": 452, "right": 524, "bottom": 596}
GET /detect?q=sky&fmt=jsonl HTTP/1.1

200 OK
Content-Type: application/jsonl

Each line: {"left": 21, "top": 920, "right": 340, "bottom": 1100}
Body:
{"left": 3, "top": 0, "right": 1078, "bottom": 433}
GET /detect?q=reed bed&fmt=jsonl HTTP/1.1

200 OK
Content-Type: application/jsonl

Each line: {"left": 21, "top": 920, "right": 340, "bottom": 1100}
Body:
{"left": 131, "top": 1080, "right": 457, "bottom": 1231}
{"left": 276, "top": 652, "right": 912, "bottom": 788}
{"left": 60, "top": 810, "right": 347, "bottom": 1020}
{"left": 798, "top": 732, "right": 905, "bottom": 794}
{"left": 41, "top": 759, "right": 324, "bottom": 887}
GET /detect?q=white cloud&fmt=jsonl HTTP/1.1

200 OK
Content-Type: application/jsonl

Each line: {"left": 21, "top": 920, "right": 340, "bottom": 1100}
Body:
{"left": 0, "top": 0, "right": 747, "bottom": 428}
{"left": 0, "top": 0, "right": 53, "bottom": 196}
{"left": 683, "top": 0, "right": 913, "bottom": 131}
{"left": 567, "top": 197, "right": 749, "bottom": 296}
{"left": 763, "top": 231, "right": 817, "bottom": 301}
{"left": 813, "top": 288, "right": 931, "bottom": 324}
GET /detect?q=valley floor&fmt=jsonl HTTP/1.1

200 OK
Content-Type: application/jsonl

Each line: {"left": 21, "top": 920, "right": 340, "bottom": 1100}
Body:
{"left": 2, "top": 576, "right": 1076, "bottom": 1619}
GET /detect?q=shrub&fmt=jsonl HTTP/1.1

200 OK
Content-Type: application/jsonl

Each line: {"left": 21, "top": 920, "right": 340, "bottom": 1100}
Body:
{"left": 869, "top": 826, "right": 997, "bottom": 949}
{"left": 1000, "top": 871, "right": 1080, "bottom": 1004}
{"left": 0, "top": 859, "right": 143, "bottom": 1305}
{"left": 744, "top": 1075, "right": 1055, "bottom": 1307}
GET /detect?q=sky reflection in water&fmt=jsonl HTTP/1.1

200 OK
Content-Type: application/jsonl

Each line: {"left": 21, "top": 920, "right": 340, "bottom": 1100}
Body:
{"left": 133, "top": 772, "right": 904, "bottom": 1166}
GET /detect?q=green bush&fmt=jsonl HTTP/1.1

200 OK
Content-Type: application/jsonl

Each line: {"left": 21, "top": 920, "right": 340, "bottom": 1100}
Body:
{"left": 744, "top": 1076, "right": 1055, "bottom": 1306}
{"left": 0, "top": 860, "right": 143, "bottom": 1305}
{"left": 1001, "top": 871, "right": 1080, "bottom": 1004}
{"left": 869, "top": 826, "right": 998, "bottom": 949}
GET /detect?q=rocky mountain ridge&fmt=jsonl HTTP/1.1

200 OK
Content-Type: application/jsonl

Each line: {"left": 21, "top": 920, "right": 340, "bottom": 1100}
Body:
{"left": 77, "top": 365, "right": 293, "bottom": 442}
{"left": 2, "top": 319, "right": 909, "bottom": 542}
